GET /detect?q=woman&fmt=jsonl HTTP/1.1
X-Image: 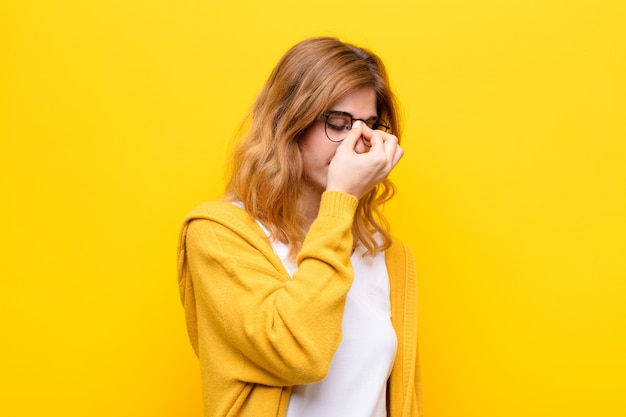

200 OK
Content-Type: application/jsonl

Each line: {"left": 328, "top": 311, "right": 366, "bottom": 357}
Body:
{"left": 177, "top": 37, "right": 421, "bottom": 417}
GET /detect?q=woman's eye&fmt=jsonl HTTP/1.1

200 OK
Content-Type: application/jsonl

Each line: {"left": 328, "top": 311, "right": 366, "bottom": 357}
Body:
{"left": 366, "top": 118, "right": 380, "bottom": 129}
{"left": 327, "top": 115, "right": 351, "bottom": 131}
{"left": 327, "top": 122, "right": 349, "bottom": 131}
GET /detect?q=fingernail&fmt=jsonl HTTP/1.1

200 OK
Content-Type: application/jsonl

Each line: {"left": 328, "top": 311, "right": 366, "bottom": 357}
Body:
{"left": 352, "top": 120, "right": 362, "bottom": 129}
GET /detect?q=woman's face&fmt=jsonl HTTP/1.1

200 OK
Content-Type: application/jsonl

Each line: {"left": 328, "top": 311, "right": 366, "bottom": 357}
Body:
{"left": 299, "top": 86, "right": 378, "bottom": 198}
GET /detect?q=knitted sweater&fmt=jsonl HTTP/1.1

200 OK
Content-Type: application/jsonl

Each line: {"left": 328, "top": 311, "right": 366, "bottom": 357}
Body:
{"left": 177, "top": 191, "right": 421, "bottom": 417}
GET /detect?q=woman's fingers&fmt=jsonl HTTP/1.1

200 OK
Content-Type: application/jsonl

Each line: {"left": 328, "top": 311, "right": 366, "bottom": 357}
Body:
{"left": 327, "top": 121, "right": 404, "bottom": 199}
{"left": 358, "top": 122, "right": 404, "bottom": 171}
{"left": 337, "top": 120, "right": 367, "bottom": 152}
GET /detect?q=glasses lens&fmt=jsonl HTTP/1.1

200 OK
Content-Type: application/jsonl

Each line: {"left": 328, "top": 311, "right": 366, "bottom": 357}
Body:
{"left": 372, "top": 120, "right": 389, "bottom": 132}
{"left": 325, "top": 113, "right": 352, "bottom": 142}
{"left": 374, "top": 120, "right": 389, "bottom": 132}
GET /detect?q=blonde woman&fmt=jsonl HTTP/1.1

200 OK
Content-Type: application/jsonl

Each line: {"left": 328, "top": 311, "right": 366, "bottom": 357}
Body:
{"left": 178, "top": 37, "right": 421, "bottom": 417}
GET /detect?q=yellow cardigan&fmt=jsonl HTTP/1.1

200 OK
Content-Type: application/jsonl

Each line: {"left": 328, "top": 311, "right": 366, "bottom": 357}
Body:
{"left": 177, "top": 191, "right": 421, "bottom": 416}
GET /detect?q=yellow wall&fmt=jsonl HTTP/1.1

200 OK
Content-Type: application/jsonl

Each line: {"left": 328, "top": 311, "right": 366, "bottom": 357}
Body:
{"left": 1, "top": 1, "right": 625, "bottom": 416}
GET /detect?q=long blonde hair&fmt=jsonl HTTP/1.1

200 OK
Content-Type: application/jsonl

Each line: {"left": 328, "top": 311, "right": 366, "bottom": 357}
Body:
{"left": 225, "top": 37, "right": 402, "bottom": 259}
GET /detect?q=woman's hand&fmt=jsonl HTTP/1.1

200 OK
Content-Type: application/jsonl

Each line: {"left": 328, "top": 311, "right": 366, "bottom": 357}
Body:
{"left": 326, "top": 120, "right": 404, "bottom": 199}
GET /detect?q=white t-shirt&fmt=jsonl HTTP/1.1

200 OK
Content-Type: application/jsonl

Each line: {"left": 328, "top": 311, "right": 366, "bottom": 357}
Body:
{"left": 255, "top": 220, "right": 397, "bottom": 417}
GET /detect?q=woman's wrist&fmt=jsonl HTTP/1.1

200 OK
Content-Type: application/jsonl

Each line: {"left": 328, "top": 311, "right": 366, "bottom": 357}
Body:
{"left": 318, "top": 191, "right": 359, "bottom": 218}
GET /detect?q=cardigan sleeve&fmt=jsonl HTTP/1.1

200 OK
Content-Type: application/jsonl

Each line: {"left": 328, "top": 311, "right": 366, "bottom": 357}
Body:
{"left": 183, "top": 191, "right": 358, "bottom": 386}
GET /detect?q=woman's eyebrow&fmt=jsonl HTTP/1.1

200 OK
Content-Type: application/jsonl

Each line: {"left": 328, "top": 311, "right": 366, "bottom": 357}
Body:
{"left": 328, "top": 110, "right": 379, "bottom": 121}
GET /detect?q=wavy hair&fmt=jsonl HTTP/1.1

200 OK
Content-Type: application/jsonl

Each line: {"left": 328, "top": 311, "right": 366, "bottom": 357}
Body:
{"left": 224, "top": 37, "right": 402, "bottom": 259}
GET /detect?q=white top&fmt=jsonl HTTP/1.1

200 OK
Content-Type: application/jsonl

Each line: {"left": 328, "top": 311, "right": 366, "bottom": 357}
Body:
{"left": 254, "top": 219, "right": 397, "bottom": 417}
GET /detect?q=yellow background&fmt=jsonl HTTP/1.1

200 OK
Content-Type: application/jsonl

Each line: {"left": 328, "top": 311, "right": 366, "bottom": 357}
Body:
{"left": 1, "top": 0, "right": 625, "bottom": 416}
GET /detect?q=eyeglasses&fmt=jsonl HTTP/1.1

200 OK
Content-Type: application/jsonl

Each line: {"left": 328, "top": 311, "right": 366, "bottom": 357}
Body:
{"left": 321, "top": 111, "right": 390, "bottom": 143}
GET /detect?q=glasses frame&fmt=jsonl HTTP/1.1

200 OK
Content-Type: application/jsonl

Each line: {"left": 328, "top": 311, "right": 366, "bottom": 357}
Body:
{"left": 321, "top": 111, "right": 390, "bottom": 143}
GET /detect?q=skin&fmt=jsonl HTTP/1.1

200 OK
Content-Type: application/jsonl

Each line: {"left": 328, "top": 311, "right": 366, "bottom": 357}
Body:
{"left": 298, "top": 86, "right": 404, "bottom": 230}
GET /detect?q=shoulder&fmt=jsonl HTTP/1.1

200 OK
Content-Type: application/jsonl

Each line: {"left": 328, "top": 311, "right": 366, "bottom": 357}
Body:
{"left": 386, "top": 235, "right": 415, "bottom": 264}
{"left": 184, "top": 201, "right": 257, "bottom": 230}
{"left": 185, "top": 200, "right": 248, "bottom": 223}
{"left": 384, "top": 235, "right": 417, "bottom": 288}
{"left": 181, "top": 200, "right": 269, "bottom": 248}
